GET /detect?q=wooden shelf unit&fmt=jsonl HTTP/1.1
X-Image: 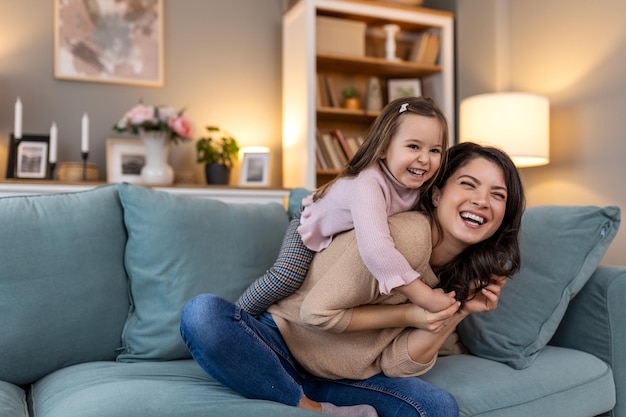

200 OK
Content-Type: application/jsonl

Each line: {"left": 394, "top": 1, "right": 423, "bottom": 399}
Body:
{"left": 282, "top": 0, "right": 455, "bottom": 189}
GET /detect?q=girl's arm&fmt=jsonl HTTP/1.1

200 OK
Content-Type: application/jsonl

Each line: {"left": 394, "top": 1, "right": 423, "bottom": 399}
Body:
{"left": 346, "top": 300, "right": 460, "bottom": 333}
{"left": 406, "top": 276, "right": 505, "bottom": 364}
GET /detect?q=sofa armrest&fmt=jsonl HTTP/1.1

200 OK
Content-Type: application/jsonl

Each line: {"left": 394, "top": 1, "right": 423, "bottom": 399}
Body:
{"left": 551, "top": 265, "right": 626, "bottom": 417}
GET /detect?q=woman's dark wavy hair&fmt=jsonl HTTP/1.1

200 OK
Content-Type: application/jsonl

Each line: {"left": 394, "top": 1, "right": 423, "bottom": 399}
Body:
{"left": 420, "top": 142, "right": 526, "bottom": 302}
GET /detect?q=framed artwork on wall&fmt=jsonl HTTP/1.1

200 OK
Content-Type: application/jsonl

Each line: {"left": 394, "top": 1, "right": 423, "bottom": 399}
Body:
{"left": 6, "top": 134, "right": 51, "bottom": 179}
{"left": 387, "top": 78, "right": 422, "bottom": 102}
{"left": 54, "top": 0, "right": 164, "bottom": 87}
{"left": 106, "top": 138, "right": 146, "bottom": 183}
{"left": 239, "top": 149, "right": 270, "bottom": 187}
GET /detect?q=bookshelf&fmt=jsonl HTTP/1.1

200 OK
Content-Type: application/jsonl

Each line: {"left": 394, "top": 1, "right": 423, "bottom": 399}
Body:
{"left": 282, "top": 0, "right": 455, "bottom": 189}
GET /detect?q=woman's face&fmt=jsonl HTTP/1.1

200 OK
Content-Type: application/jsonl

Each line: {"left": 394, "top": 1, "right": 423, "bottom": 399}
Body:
{"left": 432, "top": 157, "right": 507, "bottom": 252}
{"left": 382, "top": 114, "right": 443, "bottom": 190}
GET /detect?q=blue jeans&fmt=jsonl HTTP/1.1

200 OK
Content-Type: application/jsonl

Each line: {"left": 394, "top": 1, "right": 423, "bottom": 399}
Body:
{"left": 180, "top": 294, "right": 459, "bottom": 417}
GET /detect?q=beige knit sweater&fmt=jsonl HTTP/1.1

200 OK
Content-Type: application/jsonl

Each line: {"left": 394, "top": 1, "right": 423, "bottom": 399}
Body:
{"left": 268, "top": 211, "right": 441, "bottom": 380}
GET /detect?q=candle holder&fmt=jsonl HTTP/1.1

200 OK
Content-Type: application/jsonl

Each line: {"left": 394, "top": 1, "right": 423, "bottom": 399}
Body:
{"left": 49, "top": 162, "right": 57, "bottom": 180}
{"left": 81, "top": 151, "right": 89, "bottom": 181}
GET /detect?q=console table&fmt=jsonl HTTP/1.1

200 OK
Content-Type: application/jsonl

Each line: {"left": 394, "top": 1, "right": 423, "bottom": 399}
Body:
{"left": 0, "top": 181, "right": 290, "bottom": 205}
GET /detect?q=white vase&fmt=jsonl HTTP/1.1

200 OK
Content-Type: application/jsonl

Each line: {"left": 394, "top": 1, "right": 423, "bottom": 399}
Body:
{"left": 139, "top": 130, "right": 174, "bottom": 185}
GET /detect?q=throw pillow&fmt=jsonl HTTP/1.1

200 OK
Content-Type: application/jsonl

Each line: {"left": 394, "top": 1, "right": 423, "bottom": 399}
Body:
{"left": 0, "top": 185, "right": 129, "bottom": 385}
{"left": 457, "top": 205, "right": 620, "bottom": 369}
{"left": 117, "top": 184, "right": 289, "bottom": 362}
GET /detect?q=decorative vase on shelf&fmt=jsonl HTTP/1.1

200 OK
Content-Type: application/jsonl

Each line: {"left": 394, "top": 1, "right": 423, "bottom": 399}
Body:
{"left": 204, "top": 163, "right": 230, "bottom": 185}
{"left": 140, "top": 129, "right": 174, "bottom": 185}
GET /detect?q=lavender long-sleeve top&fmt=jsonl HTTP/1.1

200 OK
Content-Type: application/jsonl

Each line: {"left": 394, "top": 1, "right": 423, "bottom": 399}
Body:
{"left": 297, "top": 161, "right": 422, "bottom": 294}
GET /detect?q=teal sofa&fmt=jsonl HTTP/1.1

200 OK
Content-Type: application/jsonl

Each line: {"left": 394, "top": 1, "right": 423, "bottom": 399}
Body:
{"left": 0, "top": 183, "right": 623, "bottom": 417}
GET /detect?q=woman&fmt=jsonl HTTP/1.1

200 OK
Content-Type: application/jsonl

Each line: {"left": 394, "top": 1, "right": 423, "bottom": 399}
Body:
{"left": 180, "top": 142, "right": 525, "bottom": 417}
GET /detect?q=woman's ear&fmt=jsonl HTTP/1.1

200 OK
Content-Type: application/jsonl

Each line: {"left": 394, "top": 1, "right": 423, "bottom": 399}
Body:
{"left": 431, "top": 187, "right": 441, "bottom": 207}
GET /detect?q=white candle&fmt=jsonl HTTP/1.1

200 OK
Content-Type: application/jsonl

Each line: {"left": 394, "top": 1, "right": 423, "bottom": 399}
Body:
{"left": 14, "top": 97, "right": 22, "bottom": 139}
{"left": 49, "top": 122, "right": 58, "bottom": 164}
{"left": 81, "top": 113, "right": 89, "bottom": 153}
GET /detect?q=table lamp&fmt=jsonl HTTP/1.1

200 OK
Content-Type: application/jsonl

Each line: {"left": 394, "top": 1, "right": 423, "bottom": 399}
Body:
{"left": 460, "top": 92, "right": 550, "bottom": 167}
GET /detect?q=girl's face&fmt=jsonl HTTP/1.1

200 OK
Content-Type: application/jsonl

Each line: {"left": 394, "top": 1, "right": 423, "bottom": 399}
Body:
{"left": 432, "top": 157, "right": 507, "bottom": 253}
{"left": 382, "top": 114, "right": 443, "bottom": 189}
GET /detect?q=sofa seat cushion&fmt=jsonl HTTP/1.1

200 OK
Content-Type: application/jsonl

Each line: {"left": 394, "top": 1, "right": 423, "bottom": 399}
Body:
{"left": 117, "top": 184, "right": 289, "bottom": 362}
{"left": 30, "top": 360, "right": 321, "bottom": 417}
{"left": 0, "top": 184, "right": 130, "bottom": 385}
{"left": 422, "top": 346, "right": 615, "bottom": 417}
{"left": 0, "top": 381, "right": 27, "bottom": 417}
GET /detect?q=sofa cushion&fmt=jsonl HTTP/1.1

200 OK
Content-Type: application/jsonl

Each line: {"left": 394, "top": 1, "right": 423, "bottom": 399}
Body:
{"left": 422, "top": 346, "right": 616, "bottom": 417}
{"left": 0, "top": 381, "right": 27, "bottom": 417}
{"left": 31, "top": 360, "right": 321, "bottom": 417}
{"left": 117, "top": 184, "right": 289, "bottom": 362}
{"left": 0, "top": 185, "right": 130, "bottom": 385}
{"left": 287, "top": 187, "right": 310, "bottom": 218}
{"left": 457, "top": 205, "right": 620, "bottom": 369}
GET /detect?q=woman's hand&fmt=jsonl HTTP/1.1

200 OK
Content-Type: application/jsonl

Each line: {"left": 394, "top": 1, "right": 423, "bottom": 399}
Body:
{"left": 461, "top": 275, "right": 506, "bottom": 315}
{"left": 404, "top": 300, "right": 461, "bottom": 333}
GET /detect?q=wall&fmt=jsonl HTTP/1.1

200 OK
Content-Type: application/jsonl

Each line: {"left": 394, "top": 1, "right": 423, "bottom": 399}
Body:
{"left": 0, "top": 0, "right": 285, "bottom": 186}
{"left": 454, "top": 0, "right": 626, "bottom": 265}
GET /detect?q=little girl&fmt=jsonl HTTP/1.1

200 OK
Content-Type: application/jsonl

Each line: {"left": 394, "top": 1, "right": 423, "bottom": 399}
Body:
{"left": 298, "top": 96, "right": 455, "bottom": 312}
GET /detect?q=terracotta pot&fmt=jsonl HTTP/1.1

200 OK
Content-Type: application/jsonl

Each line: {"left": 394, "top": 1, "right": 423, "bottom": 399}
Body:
{"left": 344, "top": 97, "right": 360, "bottom": 110}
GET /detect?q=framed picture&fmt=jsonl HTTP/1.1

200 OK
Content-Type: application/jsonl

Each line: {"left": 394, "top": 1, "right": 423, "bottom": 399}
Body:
{"left": 106, "top": 138, "right": 146, "bottom": 183}
{"left": 387, "top": 78, "right": 423, "bottom": 102}
{"left": 54, "top": 0, "right": 164, "bottom": 87}
{"left": 239, "top": 149, "right": 270, "bottom": 187}
{"left": 6, "top": 134, "right": 51, "bottom": 179}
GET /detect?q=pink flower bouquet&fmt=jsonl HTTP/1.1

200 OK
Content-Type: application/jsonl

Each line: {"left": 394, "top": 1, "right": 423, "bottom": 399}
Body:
{"left": 114, "top": 103, "right": 193, "bottom": 144}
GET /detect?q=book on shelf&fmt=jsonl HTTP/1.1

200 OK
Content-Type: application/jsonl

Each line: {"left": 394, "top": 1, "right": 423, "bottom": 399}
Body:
{"left": 332, "top": 129, "right": 354, "bottom": 160}
{"left": 324, "top": 76, "right": 340, "bottom": 108}
{"left": 346, "top": 136, "right": 361, "bottom": 156}
{"left": 319, "top": 131, "right": 343, "bottom": 170}
{"left": 330, "top": 134, "right": 349, "bottom": 167}
{"left": 423, "top": 33, "right": 440, "bottom": 65}
{"left": 315, "top": 142, "right": 329, "bottom": 170}
{"left": 317, "top": 74, "right": 330, "bottom": 108}
{"left": 409, "top": 31, "right": 440, "bottom": 65}
{"left": 316, "top": 129, "right": 334, "bottom": 169}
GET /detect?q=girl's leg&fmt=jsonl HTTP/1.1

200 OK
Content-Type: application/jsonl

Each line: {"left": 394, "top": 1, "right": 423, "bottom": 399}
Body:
{"left": 180, "top": 294, "right": 303, "bottom": 406}
{"left": 237, "top": 211, "right": 314, "bottom": 316}
{"left": 304, "top": 373, "right": 459, "bottom": 417}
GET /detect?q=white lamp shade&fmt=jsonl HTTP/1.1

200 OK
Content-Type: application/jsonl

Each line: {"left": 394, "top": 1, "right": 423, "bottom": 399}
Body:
{"left": 460, "top": 92, "right": 550, "bottom": 167}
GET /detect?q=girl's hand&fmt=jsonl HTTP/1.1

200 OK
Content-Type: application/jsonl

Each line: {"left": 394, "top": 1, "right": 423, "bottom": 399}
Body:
{"left": 404, "top": 299, "right": 461, "bottom": 333}
{"left": 461, "top": 275, "right": 506, "bottom": 315}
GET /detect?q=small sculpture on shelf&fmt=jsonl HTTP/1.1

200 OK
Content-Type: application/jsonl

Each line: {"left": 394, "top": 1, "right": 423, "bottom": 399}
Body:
{"left": 196, "top": 126, "right": 240, "bottom": 185}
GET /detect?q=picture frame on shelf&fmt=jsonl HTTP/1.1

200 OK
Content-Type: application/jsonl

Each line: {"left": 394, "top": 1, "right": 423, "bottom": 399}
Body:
{"left": 239, "top": 148, "right": 270, "bottom": 187}
{"left": 387, "top": 78, "right": 423, "bottom": 102}
{"left": 16, "top": 138, "right": 50, "bottom": 179}
{"left": 53, "top": 0, "right": 164, "bottom": 87}
{"left": 6, "top": 134, "right": 51, "bottom": 179}
{"left": 106, "top": 138, "right": 146, "bottom": 184}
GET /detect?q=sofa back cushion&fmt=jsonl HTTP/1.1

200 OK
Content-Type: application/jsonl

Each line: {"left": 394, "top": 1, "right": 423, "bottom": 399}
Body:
{"left": 117, "top": 184, "right": 289, "bottom": 362}
{"left": 0, "top": 185, "right": 130, "bottom": 385}
{"left": 457, "top": 205, "right": 620, "bottom": 369}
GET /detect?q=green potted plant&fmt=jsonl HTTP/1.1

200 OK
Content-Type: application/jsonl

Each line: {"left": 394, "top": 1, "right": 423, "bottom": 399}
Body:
{"left": 342, "top": 87, "right": 360, "bottom": 110}
{"left": 196, "top": 125, "right": 240, "bottom": 185}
